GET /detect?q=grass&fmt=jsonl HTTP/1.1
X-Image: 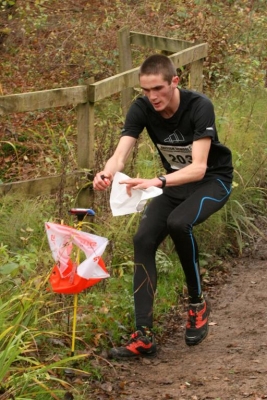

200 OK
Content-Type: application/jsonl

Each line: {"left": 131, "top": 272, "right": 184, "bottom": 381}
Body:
{"left": 215, "top": 86, "right": 267, "bottom": 253}
{"left": 0, "top": 273, "right": 77, "bottom": 399}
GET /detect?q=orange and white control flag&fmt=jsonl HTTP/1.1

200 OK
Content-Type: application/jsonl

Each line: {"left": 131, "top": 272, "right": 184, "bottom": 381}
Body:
{"left": 45, "top": 222, "right": 109, "bottom": 293}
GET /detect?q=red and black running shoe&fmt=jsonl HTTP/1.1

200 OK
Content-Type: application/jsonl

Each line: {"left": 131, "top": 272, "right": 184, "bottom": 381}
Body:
{"left": 108, "top": 330, "right": 157, "bottom": 359}
{"left": 185, "top": 299, "right": 211, "bottom": 346}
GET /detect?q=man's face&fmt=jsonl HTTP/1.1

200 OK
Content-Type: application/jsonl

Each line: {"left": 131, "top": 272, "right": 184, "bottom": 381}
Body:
{"left": 139, "top": 73, "right": 178, "bottom": 112}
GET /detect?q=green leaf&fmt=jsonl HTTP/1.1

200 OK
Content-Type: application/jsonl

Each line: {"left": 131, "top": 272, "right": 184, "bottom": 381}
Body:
{"left": 0, "top": 262, "right": 19, "bottom": 275}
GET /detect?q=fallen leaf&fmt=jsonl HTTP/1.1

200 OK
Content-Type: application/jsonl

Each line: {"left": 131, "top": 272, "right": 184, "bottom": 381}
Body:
{"left": 100, "top": 382, "right": 113, "bottom": 393}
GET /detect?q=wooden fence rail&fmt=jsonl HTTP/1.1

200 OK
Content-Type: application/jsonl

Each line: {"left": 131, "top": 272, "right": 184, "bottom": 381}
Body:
{"left": 89, "top": 43, "right": 207, "bottom": 102}
{"left": 0, "top": 28, "right": 208, "bottom": 204}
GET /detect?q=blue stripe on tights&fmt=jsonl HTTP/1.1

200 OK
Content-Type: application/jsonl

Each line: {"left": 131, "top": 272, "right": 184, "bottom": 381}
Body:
{"left": 190, "top": 179, "right": 232, "bottom": 295}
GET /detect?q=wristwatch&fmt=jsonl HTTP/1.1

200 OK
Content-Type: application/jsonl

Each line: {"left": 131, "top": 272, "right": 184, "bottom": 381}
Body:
{"left": 157, "top": 175, "right": 166, "bottom": 188}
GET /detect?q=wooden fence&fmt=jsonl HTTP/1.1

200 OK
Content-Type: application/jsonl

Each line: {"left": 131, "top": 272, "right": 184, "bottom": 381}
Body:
{"left": 0, "top": 27, "right": 208, "bottom": 205}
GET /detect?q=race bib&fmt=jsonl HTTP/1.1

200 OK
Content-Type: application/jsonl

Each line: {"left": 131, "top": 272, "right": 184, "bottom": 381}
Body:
{"left": 157, "top": 144, "right": 192, "bottom": 170}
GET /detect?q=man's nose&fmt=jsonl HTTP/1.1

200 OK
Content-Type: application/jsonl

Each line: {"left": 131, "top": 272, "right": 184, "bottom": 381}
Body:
{"left": 149, "top": 90, "right": 157, "bottom": 100}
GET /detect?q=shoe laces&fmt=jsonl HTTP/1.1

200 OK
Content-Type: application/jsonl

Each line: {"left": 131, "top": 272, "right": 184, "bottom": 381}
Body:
{"left": 128, "top": 330, "right": 153, "bottom": 344}
{"left": 187, "top": 302, "right": 206, "bottom": 327}
{"left": 131, "top": 331, "right": 141, "bottom": 340}
{"left": 128, "top": 331, "right": 144, "bottom": 343}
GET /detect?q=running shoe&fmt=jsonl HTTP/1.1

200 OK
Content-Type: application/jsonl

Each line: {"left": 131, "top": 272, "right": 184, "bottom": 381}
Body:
{"left": 108, "top": 330, "right": 157, "bottom": 359}
{"left": 185, "top": 299, "right": 210, "bottom": 346}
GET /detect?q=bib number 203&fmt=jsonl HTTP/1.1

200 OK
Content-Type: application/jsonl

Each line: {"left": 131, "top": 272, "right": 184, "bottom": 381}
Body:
{"left": 169, "top": 153, "right": 192, "bottom": 166}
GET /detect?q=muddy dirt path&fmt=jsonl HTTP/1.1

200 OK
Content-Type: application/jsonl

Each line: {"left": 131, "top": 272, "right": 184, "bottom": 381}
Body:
{"left": 95, "top": 236, "right": 267, "bottom": 400}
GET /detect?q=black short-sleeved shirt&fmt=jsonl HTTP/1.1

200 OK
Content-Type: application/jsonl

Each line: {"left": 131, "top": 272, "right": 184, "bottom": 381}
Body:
{"left": 121, "top": 89, "right": 233, "bottom": 183}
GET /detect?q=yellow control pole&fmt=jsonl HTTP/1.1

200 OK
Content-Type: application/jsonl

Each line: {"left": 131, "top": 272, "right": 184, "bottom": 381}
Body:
{"left": 71, "top": 292, "right": 78, "bottom": 357}
{"left": 70, "top": 218, "right": 82, "bottom": 357}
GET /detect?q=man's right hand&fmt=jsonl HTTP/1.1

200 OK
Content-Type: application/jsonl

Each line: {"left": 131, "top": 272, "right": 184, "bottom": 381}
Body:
{"left": 93, "top": 172, "right": 112, "bottom": 190}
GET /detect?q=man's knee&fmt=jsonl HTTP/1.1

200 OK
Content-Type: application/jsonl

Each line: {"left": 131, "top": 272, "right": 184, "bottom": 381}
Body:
{"left": 133, "top": 229, "right": 156, "bottom": 250}
{"left": 167, "top": 216, "right": 190, "bottom": 236}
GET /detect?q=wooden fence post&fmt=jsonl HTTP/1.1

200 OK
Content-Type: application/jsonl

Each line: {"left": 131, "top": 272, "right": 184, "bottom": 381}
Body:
{"left": 189, "top": 40, "right": 206, "bottom": 92}
{"left": 118, "top": 27, "right": 134, "bottom": 117}
{"left": 76, "top": 78, "right": 95, "bottom": 170}
{"left": 76, "top": 78, "right": 95, "bottom": 207}
{"left": 189, "top": 59, "right": 204, "bottom": 92}
{"left": 76, "top": 102, "right": 90, "bottom": 168}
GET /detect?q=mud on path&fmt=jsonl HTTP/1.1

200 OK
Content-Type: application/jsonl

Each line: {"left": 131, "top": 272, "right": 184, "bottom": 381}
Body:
{"left": 94, "top": 237, "right": 267, "bottom": 400}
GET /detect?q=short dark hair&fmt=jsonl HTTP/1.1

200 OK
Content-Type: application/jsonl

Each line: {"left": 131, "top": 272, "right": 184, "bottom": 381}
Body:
{"left": 139, "top": 54, "right": 177, "bottom": 84}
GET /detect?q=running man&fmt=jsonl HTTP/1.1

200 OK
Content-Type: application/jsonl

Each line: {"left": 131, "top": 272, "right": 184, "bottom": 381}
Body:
{"left": 93, "top": 54, "right": 233, "bottom": 358}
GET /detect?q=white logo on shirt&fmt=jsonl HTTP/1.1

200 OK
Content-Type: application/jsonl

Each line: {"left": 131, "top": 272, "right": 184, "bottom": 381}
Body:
{"left": 164, "top": 130, "right": 185, "bottom": 143}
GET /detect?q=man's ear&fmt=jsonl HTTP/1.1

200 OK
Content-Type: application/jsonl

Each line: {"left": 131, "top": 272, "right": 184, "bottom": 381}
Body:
{"left": 172, "top": 76, "right": 180, "bottom": 86}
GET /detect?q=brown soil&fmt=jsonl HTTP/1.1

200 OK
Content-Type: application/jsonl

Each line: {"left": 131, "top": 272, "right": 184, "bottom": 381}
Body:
{"left": 92, "top": 235, "right": 267, "bottom": 400}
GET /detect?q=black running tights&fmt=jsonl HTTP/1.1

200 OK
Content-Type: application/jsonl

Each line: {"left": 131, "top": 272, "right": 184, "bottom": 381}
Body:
{"left": 133, "top": 178, "right": 231, "bottom": 328}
